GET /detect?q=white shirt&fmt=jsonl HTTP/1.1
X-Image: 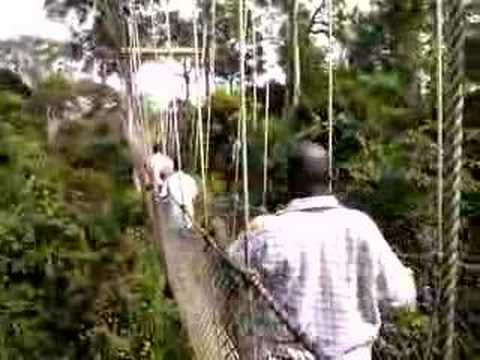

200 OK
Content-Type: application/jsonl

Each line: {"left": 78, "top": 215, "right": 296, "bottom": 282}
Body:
{"left": 228, "top": 195, "right": 416, "bottom": 358}
{"left": 161, "top": 171, "right": 199, "bottom": 229}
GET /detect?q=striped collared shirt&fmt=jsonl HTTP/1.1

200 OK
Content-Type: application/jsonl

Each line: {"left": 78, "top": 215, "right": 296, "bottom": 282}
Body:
{"left": 228, "top": 195, "right": 416, "bottom": 358}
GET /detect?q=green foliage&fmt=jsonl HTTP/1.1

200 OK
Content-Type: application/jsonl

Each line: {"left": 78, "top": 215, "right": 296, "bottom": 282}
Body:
{"left": 0, "top": 81, "right": 191, "bottom": 359}
{"left": 0, "top": 69, "right": 32, "bottom": 96}
{"left": 211, "top": 89, "right": 240, "bottom": 129}
{"left": 462, "top": 192, "right": 480, "bottom": 218}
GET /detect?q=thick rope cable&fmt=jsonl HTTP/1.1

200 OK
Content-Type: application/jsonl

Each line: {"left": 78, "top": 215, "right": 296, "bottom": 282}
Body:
{"left": 193, "top": 7, "right": 209, "bottom": 226}
{"left": 438, "top": 0, "right": 465, "bottom": 359}
{"left": 327, "top": 0, "right": 334, "bottom": 193}
{"left": 430, "top": 4, "right": 445, "bottom": 357}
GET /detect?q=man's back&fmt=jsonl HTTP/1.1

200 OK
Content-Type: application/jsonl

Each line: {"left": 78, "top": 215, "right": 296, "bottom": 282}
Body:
{"left": 229, "top": 195, "right": 416, "bottom": 358}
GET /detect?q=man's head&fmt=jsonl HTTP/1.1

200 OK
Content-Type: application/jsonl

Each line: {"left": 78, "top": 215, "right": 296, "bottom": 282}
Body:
{"left": 287, "top": 141, "right": 330, "bottom": 198}
{"left": 152, "top": 143, "right": 162, "bottom": 154}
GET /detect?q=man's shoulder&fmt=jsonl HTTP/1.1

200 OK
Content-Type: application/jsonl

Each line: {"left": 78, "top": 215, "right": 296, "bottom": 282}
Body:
{"left": 248, "top": 214, "right": 279, "bottom": 232}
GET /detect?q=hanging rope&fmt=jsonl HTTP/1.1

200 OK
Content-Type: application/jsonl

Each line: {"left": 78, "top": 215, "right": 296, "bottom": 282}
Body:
{"left": 327, "top": 0, "right": 334, "bottom": 193}
{"left": 262, "top": 0, "right": 273, "bottom": 210}
{"left": 439, "top": 0, "right": 465, "bottom": 358}
{"left": 250, "top": 3, "right": 259, "bottom": 132}
{"left": 238, "top": 0, "right": 250, "bottom": 235}
{"left": 205, "top": 0, "right": 217, "bottom": 173}
{"left": 193, "top": 6, "right": 209, "bottom": 225}
{"left": 291, "top": 0, "right": 301, "bottom": 108}
{"left": 238, "top": 0, "right": 256, "bottom": 358}
{"left": 262, "top": 81, "right": 270, "bottom": 210}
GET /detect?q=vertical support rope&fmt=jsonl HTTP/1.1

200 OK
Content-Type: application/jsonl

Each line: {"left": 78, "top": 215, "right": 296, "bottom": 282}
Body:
{"left": 262, "top": 0, "right": 273, "bottom": 211}
{"left": 165, "top": 0, "right": 172, "bottom": 57}
{"left": 439, "top": 1, "right": 464, "bottom": 359}
{"left": 436, "top": 0, "right": 444, "bottom": 261}
{"left": 193, "top": 7, "right": 209, "bottom": 226}
{"left": 173, "top": 102, "right": 183, "bottom": 171}
{"left": 205, "top": 0, "right": 217, "bottom": 173}
{"left": 239, "top": 0, "right": 255, "bottom": 358}
{"left": 327, "top": 0, "right": 334, "bottom": 193}
{"left": 262, "top": 79, "right": 270, "bottom": 210}
{"left": 291, "top": 0, "right": 301, "bottom": 108}
{"left": 239, "top": 0, "right": 250, "bottom": 234}
{"left": 251, "top": 3, "right": 258, "bottom": 131}
{"left": 428, "top": 1, "right": 444, "bottom": 358}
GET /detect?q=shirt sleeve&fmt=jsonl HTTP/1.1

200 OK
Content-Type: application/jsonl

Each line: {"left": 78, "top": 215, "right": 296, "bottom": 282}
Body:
{"left": 366, "top": 219, "right": 417, "bottom": 309}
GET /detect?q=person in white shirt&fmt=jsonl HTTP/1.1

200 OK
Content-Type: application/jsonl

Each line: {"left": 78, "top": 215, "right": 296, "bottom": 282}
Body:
{"left": 228, "top": 141, "right": 417, "bottom": 360}
{"left": 147, "top": 144, "right": 174, "bottom": 193}
{"left": 145, "top": 145, "right": 198, "bottom": 229}
{"left": 159, "top": 168, "right": 199, "bottom": 230}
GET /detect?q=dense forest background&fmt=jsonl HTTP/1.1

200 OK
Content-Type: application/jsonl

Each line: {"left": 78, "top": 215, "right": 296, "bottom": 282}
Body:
{"left": 0, "top": 0, "right": 479, "bottom": 358}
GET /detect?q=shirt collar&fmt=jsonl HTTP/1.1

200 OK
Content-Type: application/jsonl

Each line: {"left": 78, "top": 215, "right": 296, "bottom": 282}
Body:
{"left": 284, "top": 195, "right": 341, "bottom": 212}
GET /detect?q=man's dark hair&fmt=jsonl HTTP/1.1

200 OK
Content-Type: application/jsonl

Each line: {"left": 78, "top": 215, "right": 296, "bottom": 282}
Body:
{"left": 287, "top": 141, "right": 330, "bottom": 198}
{"left": 152, "top": 143, "right": 161, "bottom": 154}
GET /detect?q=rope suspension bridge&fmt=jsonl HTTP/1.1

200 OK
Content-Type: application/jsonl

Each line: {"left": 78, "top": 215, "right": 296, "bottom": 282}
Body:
{"left": 107, "top": 0, "right": 472, "bottom": 359}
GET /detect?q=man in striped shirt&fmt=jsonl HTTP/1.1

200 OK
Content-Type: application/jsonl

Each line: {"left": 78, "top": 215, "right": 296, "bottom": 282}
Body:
{"left": 228, "top": 141, "right": 417, "bottom": 359}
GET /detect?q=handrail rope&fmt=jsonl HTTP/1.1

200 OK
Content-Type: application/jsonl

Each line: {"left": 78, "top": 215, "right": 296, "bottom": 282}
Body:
{"left": 327, "top": 0, "right": 334, "bottom": 194}
{"left": 192, "top": 6, "right": 209, "bottom": 227}
{"left": 440, "top": 0, "right": 465, "bottom": 359}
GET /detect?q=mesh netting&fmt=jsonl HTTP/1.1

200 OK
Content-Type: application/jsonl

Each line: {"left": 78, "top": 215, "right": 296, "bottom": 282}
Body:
{"left": 149, "top": 193, "right": 319, "bottom": 360}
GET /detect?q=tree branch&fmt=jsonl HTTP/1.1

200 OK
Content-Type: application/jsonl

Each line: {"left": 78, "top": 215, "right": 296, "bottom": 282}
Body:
{"left": 307, "top": 0, "right": 327, "bottom": 35}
